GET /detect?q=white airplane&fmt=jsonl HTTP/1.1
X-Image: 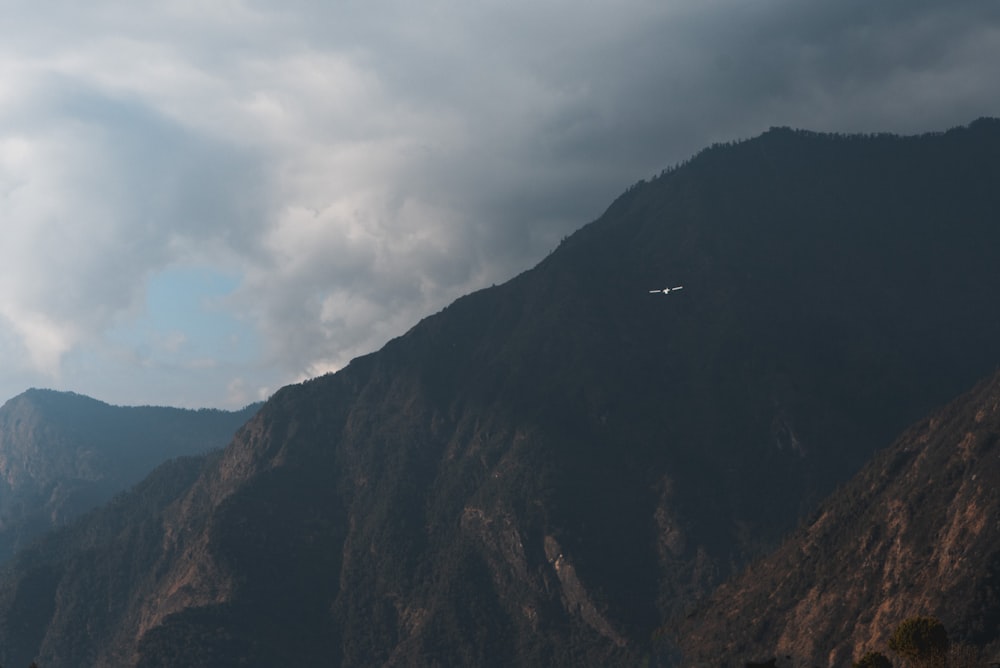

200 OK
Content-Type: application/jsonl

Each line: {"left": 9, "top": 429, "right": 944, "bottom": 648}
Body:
{"left": 649, "top": 286, "right": 683, "bottom": 294}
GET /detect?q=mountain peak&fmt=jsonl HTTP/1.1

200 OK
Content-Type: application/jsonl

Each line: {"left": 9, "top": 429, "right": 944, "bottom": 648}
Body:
{"left": 0, "top": 389, "right": 257, "bottom": 564}
{"left": 1, "top": 121, "right": 1000, "bottom": 666}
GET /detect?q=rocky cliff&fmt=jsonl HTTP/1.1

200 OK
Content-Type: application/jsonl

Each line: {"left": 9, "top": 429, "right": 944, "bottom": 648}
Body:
{"left": 679, "top": 371, "right": 1000, "bottom": 667}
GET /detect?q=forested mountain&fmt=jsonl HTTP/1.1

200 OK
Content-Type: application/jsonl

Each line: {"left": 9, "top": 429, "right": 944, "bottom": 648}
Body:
{"left": 679, "top": 370, "right": 1000, "bottom": 667}
{"left": 0, "top": 389, "right": 259, "bottom": 562}
{"left": 1, "top": 120, "right": 1000, "bottom": 666}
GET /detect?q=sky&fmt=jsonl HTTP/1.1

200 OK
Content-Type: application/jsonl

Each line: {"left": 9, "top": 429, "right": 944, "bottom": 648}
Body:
{"left": 0, "top": 1, "right": 998, "bottom": 409}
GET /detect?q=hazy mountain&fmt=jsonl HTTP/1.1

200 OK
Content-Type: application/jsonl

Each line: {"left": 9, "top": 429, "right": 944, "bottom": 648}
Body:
{"left": 0, "top": 389, "right": 259, "bottom": 562}
{"left": 678, "top": 370, "right": 1000, "bottom": 667}
{"left": 1, "top": 119, "right": 1000, "bottom": 666}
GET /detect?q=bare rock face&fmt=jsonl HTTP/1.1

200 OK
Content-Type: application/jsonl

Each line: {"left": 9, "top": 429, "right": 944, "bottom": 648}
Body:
{"left": 543, "top": 534, "right": 627, "bottom": 646}
{"left": 679, "top": 371, "right": 1000, "bottom": 667}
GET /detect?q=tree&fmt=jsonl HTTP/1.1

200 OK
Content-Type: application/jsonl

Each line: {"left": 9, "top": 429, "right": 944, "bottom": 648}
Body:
{"left": 888, "top": 616, "right": 949, "bottom": 667}
{"left": 854, "top": 650, "right": 893, "bottom": 668}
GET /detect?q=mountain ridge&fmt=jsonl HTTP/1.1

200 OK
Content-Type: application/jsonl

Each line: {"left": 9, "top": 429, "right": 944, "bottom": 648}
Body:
{"left": 1, "top": 119, "right": 1000, "bottom": 666}
{"left": 0, "top": 388, "right": 260, "bottom": 563}
{"left": 128, "top": 117, "right": 1000, "bottom": 665}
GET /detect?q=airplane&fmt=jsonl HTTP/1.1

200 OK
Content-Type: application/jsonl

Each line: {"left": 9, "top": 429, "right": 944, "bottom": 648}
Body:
{"left": 649, "top": 286, "right": 683, "bottom": 294}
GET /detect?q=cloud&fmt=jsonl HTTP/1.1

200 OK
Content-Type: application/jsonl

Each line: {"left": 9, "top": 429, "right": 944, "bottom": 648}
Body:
{"left": 0, "top": 79, "right": 265, "bottom": 378}
{"left": 0, "top": 1, "right": 998, "bottom": 406}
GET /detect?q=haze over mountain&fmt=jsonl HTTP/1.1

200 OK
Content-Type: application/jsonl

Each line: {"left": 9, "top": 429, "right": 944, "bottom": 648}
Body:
{"left": 0, "top": 120, "right": 999, "bottom": 666}
{"left": 0, "top": 389, "right": 259, "bottom": 563}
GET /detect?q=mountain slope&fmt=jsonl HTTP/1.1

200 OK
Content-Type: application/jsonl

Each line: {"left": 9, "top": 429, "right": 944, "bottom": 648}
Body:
{"left": 0, "top": 453, "right": 212, "bottom": 667}
{"left": 2, "top": 119, "right": 1000, "bottom": 666}
{"left": 0, "top": 389, "right": 259, "bottom": 562}
{"left": 678, "top": 370, "right": 1000, "bottom": 667}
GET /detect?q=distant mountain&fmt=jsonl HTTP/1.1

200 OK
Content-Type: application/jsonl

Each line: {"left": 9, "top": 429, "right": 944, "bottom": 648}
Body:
{"left": 0, "top": 389, "right": 259, "bottom": 562}
{"left": 1, "top": 120, "right": 1000, "bottom": 666}
{"left": 678, "top": 370, "right": 1000, "bottom": 667}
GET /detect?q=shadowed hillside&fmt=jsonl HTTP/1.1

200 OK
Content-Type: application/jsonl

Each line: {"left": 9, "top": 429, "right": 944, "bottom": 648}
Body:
{"left": 0, "top": 120, "right": 999, "bottom": 666}
{"left": 0, "top": 389, "right": 260, "bottom": 562}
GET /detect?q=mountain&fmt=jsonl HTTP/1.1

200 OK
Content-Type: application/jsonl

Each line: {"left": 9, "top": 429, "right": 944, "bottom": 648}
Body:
{"left": 1, "top": 119, "right": 1000, "bottom": 666}
{"left": 678, "top": 370, "right": 1000, "bottom": 667}
{"left": 0, "top": 389, "right": 260, "bottom": 562}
